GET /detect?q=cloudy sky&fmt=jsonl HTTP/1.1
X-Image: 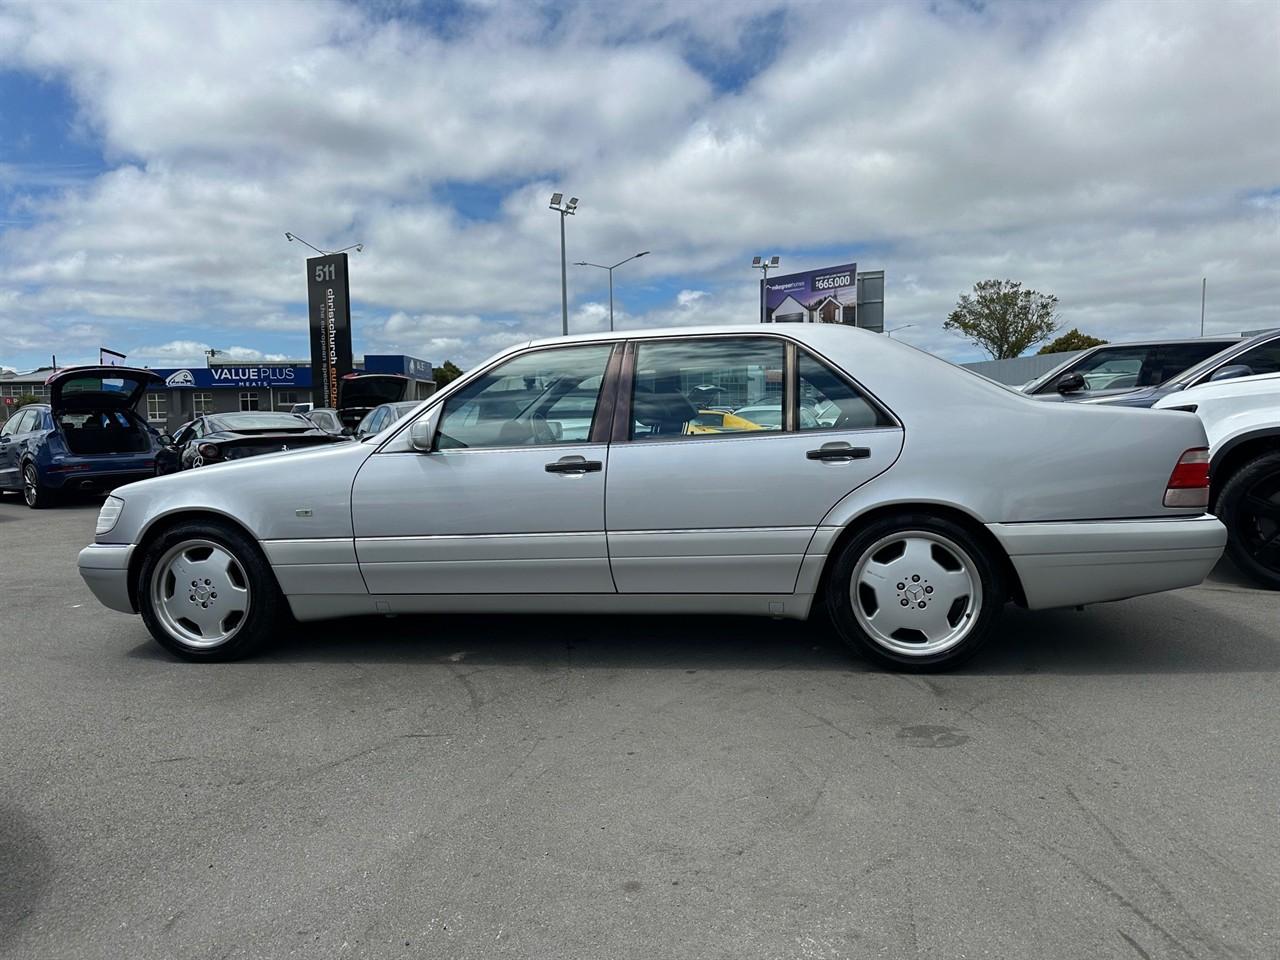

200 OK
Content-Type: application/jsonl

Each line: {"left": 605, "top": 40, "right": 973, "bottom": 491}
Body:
{"left": 0, "top": 0, "right": 1276, "bottom": 373}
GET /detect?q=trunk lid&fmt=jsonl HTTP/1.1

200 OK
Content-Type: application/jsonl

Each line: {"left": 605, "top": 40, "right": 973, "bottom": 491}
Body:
{"left": 47, "top": 366, "right": 161, "bottom": 415}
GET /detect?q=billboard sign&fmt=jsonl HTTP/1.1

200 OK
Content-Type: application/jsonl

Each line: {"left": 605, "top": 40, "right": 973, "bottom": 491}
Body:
{"left": 307, "top": 253, "right": 354, "bottom": 408}
{"left": 761, "top": 262, "right": 857, "bottom": 325}
{"left": 152, "top": 365, "right": 312, "bottom": 389}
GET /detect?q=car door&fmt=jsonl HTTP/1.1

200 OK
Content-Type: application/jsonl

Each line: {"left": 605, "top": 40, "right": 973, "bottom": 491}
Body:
{"left": 351, "top": 342, "right": 620, "bottom": 595}
{"left": 605, "top": 336, "right": 904, "bottom": 594}
{"left": 0, "top": 409, "right": 33, "bottom": 488}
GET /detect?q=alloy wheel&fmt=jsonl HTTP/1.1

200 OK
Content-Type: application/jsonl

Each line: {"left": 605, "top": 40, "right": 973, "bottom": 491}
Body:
{"left": 850, "top": 530, "right": 983, "bottom": 657}
{"left": 150, "top": 539, "right": 252, "bottom": 648}
{"left": 1235, "top": 472, "right": 1280, "bottom": 575}
{"left": 23, "top": 465, "right": 39, "bottom": 507}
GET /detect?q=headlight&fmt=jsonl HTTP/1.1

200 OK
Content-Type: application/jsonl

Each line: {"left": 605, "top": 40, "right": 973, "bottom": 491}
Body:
{"left": 96, "top": 496, "right": 124, "bottom": 536}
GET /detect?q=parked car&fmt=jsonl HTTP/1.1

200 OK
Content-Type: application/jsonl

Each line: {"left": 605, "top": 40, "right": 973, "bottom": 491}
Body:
{"left": 1087, "top": 328, "right": 1280, "bottom": 408}
{"left": 338, "top": 373, "right": 412, "bottom": 433}
{"left": 0, "top": 366, "right": 164, "bottom": 508}
{"left": 1152, "top": 373, "right": 1280, "bottom": 588}
{"left": 1023, "top": 338, "right": 1240, "bottom": 402}
{"left": 80, "top": 325, "right": 1225, "bottom": 670}
{"left": 303, "top": 407, "right": 346, "bottom": 435}
{"left": 154, "top": 411, "right": 349, "bottom": 474}
{"left": 353, "top": 401, "right": 421, "bottom": 439}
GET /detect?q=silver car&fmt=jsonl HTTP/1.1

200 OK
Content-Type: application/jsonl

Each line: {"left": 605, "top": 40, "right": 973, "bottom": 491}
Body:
{"left": 79, "top": 325, "right": 1226, "bottom": 670}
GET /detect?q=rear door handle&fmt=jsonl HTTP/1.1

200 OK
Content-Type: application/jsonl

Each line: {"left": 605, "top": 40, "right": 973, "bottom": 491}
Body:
{"left": 545, "top": 455, "right": 603, "bottom": 474}
{"left": 806, "top": 442, "right": 870, "bottom": 462}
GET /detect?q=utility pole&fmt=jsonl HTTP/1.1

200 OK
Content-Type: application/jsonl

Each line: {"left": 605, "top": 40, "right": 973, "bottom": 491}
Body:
{"left": 574, "top": 252, "right": 650, "bottom": 331}
{"left": 1200, "top": 277, "right": 1207, "bottom": 336}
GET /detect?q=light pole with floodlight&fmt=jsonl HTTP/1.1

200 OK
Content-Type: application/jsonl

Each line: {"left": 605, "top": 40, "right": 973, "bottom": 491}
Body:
{"left": 752, "top": 255, "right": 780, "bottom": 323}
{"left": 548, "top": 194, "right": 579, "bottom": 336}
{"left": 886, "top": 323, "right": 915, "bottom": 339}
{"left": 573, "top": 251, "right": 649, "bottom": 332}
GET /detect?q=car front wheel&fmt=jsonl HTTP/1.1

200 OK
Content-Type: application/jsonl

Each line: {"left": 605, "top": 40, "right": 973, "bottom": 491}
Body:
{"left": 137, "top": 520, "right": 284, "bottom": 661}
{"left": 1215, "top": 451, "right": 1280, "bottom": 590}
{"left": 826, "top": 513, "right": 1003, "bottom": 671}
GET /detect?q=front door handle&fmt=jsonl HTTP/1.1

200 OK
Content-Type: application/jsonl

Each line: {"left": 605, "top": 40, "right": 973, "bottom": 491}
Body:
{"left": 545, "top": 455, "right": 603, "bottom": 474}
{"left": 806, "top": 442, "right": 870, "bottom": 462}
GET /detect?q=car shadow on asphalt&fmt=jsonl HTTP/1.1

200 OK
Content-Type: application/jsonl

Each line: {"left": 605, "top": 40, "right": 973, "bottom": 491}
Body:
{"left": 126, "top": 577, "right": 1280, "bottom": 677}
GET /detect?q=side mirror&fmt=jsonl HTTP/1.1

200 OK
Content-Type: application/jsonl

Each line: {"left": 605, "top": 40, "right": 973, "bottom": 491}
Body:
{"left": 1055, "top": 372, "right": 1087, "bottom": 394}
{"left": 158, "top": 433, "right": 174, "bottom": 446}
{"left": 1209, "top": 364, "right": 1253, "bottom": 383}
{"left": 409, "top": 419, "right": 435, "bottom": 452}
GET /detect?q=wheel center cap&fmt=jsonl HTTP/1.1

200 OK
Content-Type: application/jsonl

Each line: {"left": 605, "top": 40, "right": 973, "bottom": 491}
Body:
{"left": 905, "top": 583, "right": 924, "bottom": 603}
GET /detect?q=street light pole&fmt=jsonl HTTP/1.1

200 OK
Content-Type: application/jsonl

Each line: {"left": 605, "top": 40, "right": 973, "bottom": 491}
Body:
{"left": 886, "top": 324, "right": 915, "bottom": 339}
{"left": 574, "top": 251, "right": 650, "bottom": 331}
{"left": 549, "top": 194, "right": 579, "bottom": 335}
{"left": 751, "top": 256, "right": 780, "bottom": 323}
{"left": 1200, "top": 277, "right": 1207, "bottom": 336}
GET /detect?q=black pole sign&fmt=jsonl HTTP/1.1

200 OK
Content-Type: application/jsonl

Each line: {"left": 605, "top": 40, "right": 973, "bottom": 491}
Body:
{"left": 306, "top": 253, "right": 353, "bottom": 409}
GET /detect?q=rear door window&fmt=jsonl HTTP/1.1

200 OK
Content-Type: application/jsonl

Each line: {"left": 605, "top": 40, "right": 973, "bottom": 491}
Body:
{"left": 630, "top": 338, "right": 784, "bottom": 440}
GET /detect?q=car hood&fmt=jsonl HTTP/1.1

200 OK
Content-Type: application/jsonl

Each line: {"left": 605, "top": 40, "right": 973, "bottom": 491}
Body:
{"left": 1078, "top": 387, "right": 1163, "bottom": 408}
{"left": 46, "top": 366, "right": 161, "bottom": 414}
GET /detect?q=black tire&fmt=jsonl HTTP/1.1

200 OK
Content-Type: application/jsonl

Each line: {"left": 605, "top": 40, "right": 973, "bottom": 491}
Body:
{"left": 1215, "top": 451, "right": 1280, "bottom": 590}
{"left": 136, "top": 519, "right": 286, "bottom": 661}
{"left": 22, "top": 462, "right": 55, "bottom": 509}
{"left": 825, "top": 512, "right": 1004, "bottom": 671}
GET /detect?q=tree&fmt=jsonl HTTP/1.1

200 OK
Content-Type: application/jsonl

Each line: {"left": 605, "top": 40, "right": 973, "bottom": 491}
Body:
{"left": 944, "top": 279, "right": 1059, "bottom": 359}
{"left": 1037, "top": 328, "right": 1108, "bottom": 355}
{"left": 14, "top": 394, "right": 40, "bottom": 408}
{"left": 434, "top": 360, "right": 463, "bottom": 388}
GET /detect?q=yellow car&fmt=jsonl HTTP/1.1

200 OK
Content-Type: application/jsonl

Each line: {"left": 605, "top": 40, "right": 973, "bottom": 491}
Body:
{"left": 687, "top": 409, "right": 767, "bottom": 434}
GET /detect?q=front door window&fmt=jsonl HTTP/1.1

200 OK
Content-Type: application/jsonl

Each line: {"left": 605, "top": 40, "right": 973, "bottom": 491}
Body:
{"left": 435, "top": 344, "right": 613, "bottom": 449}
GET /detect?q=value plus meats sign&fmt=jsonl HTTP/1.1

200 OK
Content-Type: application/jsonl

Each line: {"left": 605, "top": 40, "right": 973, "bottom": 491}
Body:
{"left": 306, "top": 253, "right": 354, "bottom": 409}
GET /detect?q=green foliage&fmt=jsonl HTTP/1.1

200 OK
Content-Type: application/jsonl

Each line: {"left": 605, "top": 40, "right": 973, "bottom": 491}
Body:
{"left": 944, "top": 279, "right": 1059, "bottom": 360}
{"left": 14, "top": 394, "right": 41, "bottom": 408}
{"left": 1037, "top": 328, "right": 1108, "bottom": 355}
{"left": 434, "top": 360, "right": 464, "bottom": 387}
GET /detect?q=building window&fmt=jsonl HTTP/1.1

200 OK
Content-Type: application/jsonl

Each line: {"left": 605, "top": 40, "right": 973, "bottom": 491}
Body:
{"left": 193, "top": 392, "right": 213, "bottom": 415}
{"left": 239, "top": 392, "right": 260, "bottom": 411}
{"left": 146, "top": 394, "right": 167, "bottom": 422}
{"left": 276, "top": 391, "right": 299, "bottom": 409}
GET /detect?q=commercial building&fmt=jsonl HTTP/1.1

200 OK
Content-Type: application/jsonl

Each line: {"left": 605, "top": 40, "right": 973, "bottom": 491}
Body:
{"left": 0, "top": 354, "right": 434, "bottom": 432}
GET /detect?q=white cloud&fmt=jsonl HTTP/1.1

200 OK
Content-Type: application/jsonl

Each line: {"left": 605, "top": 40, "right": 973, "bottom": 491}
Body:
{"left": 0, "top": 0, "right": 1276, "bottom": 371}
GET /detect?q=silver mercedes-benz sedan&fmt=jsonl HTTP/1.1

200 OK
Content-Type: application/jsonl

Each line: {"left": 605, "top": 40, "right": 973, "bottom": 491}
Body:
{"left": 79, "top": 325, "right": 1227, "bottom": 670}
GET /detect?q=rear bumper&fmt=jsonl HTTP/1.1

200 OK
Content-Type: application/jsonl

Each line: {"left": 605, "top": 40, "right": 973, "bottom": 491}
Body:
{"left": 77, "top": 543, "right": 137, "bottom": 614}
{"left": 987, "top": 514, "right": 1227, "bottom": 610}
{"left": 44, "top": 467, "right": 153, "bottom": 491}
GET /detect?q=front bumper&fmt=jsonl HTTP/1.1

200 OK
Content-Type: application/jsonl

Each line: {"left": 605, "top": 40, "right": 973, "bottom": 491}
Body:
{"left": 77, "top": 543, "right": 137, "bottom": 614}
{"left": 987, "top": 514, "right": 1227, "bottom": 610}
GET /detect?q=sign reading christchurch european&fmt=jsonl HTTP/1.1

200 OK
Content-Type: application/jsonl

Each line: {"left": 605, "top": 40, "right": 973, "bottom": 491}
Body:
{"left": 306, "top": 253, "right": 354, "bottom": 409}
{"left": 762, "top": 262, "right": 858, "bottom": 325}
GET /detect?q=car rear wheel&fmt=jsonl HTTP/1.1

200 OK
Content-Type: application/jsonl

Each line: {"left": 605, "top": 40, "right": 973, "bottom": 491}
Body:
{"left": 826, "top": 513, "right": 1003, "bottom": 671}
{"left": 1215, "top": 451, "right": 1280, "bottom": 590}
{"left": 23, "top": 463, "right": 54, "bottom": 509}
{"left": 137, "top": 520, "right": 284, "bottom": 661}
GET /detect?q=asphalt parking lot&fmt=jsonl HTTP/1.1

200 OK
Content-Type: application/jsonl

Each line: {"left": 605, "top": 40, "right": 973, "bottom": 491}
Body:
{"left": 1, "top": 499, "right": 1278, "bottom": 960}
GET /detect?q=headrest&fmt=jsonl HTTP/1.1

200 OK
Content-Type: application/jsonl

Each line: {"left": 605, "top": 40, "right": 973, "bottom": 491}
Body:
{"left": 632, "top": 391, "right": 697, "bottom": 428}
